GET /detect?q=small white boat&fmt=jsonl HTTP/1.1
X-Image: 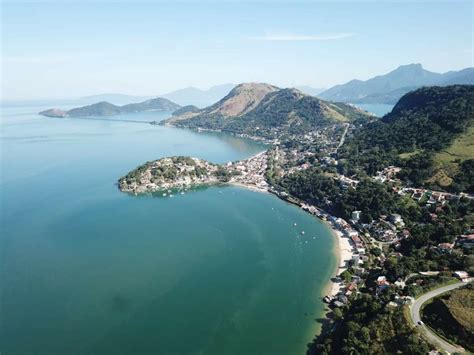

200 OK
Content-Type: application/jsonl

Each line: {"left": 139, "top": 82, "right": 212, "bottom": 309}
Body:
{"left": 293, "top": 223, "right": 297, "bottom": 226}
{"left": 180, "top": 192, "right": 185, "bottom": 195}
{"left": 301, "top": 231, "right": 305, "bottom": 235}
{"left": 162, "top": 193, "right": 167, "bottom": 197}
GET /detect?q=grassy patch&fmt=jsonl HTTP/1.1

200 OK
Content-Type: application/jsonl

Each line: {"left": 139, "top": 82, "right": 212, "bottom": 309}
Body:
{"left": 444, "top": 289, "right": 474, "bottom": 333}
{"left": 399, "top": 150, "right": 422, "bottom": 159}
{"left": 434, "top": 125, "right": 474, "bottom": 164}
{"left": 427, "top": 169, "right": 453, "bottom": 187}
{"left": 422, "top": 125, "right": 474, "bottom": 188}
{"left": 421, "top": 285, "right": 474, "bottom": 351}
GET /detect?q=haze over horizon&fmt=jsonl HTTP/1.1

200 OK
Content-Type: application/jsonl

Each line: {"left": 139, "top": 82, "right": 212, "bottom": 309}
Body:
{"left": 2, "top": 1, "right": 473, "bottom": 100}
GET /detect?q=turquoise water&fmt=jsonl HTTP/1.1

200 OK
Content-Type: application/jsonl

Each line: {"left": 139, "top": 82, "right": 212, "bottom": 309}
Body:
{"left": 0, "top": 105, "right": 336, "bottom": 355}
{"left": 356, "top": 103, "right": 394, "bottom": 117}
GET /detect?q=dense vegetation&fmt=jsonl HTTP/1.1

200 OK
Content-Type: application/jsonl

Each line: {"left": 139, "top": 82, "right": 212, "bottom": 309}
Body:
{"left": 451, "top": 159, "right": 474, "bottom": 193}
{"left": 314, "top": 295, "right": 431, "bottom": 354}
{"left": 278, "top": 166, "right": 474, "bottom": 274}
{"left": 278, "top": 169, "right": 404, "bottom": 223}
{"left": 171, "top": 105, "right": 199, "bottom": 116}
{"left": 121, "top": 156, "right": 211, "bottom": 185}
{"left": 225, "top": 89, "right": 370, "bottom": 136}
{"left": 338, "top": 85, "right": 474, "bottom": 190}
{"left": 67, "top": 101, "right": 123, "bottom": 117}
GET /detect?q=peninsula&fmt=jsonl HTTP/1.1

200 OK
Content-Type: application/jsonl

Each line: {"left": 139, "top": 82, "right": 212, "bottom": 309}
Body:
{"left": 118, "top": 153, "right": 269, "bottom": 194}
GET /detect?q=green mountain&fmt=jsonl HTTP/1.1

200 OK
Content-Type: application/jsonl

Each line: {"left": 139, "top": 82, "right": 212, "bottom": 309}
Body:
{"left": 338, "top": 85, "right": 474, "bottom": 191}
{"left": 319, "top": 64, "right": 474, "bottom": 104}
{"left": 172, "top": 105, "right": 200, "bottom": 116}
{"left": 67, "top": 101, "right": 124, "bottom": 117}
{"left": 160, "top": 84, "right": 236, "bottom": 107}
{"left": 39, "top": 98, "right": 180, "bottom": 118}
{"left": 121, "top": 98, "right": 181, "bottom": 112}
{"left": 164, "top": 83, "right": 370, "bottom": 139}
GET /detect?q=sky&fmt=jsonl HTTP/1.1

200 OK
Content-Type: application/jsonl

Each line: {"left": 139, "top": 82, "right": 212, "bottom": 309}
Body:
{"left": 1, "top": 0, "right": 473, "bottom": 100}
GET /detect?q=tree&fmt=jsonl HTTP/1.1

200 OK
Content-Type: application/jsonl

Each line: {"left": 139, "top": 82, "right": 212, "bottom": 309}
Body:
{"left": 333, "top": 308, "right": 343, "bottom": 321}
{"left": 341, "top": 270, "right": 352, "bottom": 282}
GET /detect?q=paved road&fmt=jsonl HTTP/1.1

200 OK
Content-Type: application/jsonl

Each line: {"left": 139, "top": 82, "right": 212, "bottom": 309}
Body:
{"left": 409, "top": 282, "right": 468, "bottom": 354}
{"left": 334, "top": 123, "right": 349, "bottom": 154}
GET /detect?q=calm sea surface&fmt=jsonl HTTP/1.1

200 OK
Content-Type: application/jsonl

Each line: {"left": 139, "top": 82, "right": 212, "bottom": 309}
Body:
{"left": 356, "top": 103, "right": 394, "bottom": 117}
{"left": 0, "top": 104, "right": 335, "bottom": 355}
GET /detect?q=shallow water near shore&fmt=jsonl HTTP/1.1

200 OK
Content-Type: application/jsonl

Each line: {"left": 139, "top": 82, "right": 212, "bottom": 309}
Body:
{"left": 1, "top": 104, "right": 335, "bottom": 354}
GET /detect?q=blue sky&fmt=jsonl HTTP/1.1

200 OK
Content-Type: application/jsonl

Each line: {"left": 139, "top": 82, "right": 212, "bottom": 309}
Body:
{"left": 1, "top": 1, "right": 473, "bottom": 99}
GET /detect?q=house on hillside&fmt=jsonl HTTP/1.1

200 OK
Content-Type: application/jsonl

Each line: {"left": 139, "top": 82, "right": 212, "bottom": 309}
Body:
{"left": 454, "top": 271, "right": 470, "bottom": 282}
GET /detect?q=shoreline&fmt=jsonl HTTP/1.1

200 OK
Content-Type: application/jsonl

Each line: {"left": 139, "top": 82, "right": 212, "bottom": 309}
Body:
{"left": 265, "top": 191, "right": 354, "bottom": 299}
{"left": 264, "top": 190, "right": 355, "bottom": 342}
{"left": 228, "top": 181, "right": 269, "bottom": 194}
{"left": 325, "top": 227, "right": 354, "bottom": 297}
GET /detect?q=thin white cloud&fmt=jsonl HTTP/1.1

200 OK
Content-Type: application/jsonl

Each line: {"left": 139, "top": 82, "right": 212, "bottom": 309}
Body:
{"left": 250, "top": 33, "right": 355, "bottom": 41}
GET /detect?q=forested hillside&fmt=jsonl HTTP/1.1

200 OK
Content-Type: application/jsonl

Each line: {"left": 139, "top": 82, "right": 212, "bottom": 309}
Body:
{"left": 338, "top": 85, "right": 474, "bottom": 191}
{"left": 165, "top": 83, "right": 371, "bottom": 139}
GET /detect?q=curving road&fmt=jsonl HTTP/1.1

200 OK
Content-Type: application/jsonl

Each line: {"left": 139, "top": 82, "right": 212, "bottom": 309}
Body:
{"left": 409, "top": 282, "right": 468, "bottom": 354}
{"left": 334, "top": 123, "right": 349, "bottom": 154}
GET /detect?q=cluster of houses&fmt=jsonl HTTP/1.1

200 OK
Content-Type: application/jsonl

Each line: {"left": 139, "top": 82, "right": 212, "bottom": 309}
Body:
{"left": 363, "top": 214, "right": 409, "bottom": 244}
{"left": 436, "top": 233, "right": 474, "bottom": 254}
{"left": 227, "top": 152, "right": 270, "bottom": 190}
{"left": 456, "top": 233, "right": 474, "bottom": 249}
{"left": 398, "top": 187, "right": 471, "bottom": 204}
{"left": 271, "top": 124, "right": 353, "bottom": 176}
{"left": 373, "top": 166, "right": 401, "bottom": 183}
{"left": 335, "top": 175, "right": 360, "bottom": 189}
{"left": 324, "top": 215, "right": 371, "bottom": 307}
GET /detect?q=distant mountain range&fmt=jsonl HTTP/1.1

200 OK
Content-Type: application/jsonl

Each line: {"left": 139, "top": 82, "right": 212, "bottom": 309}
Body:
{"left": 39, "top": 98, "right": 180, "bottom": 118}
{"left": 164, "top": 83, "right": 371, "bottom": 139}
{"left": 73, "top": 84, "right": 324, "bottom": 109}
{"left": 78, "top": 94, "right": 155, "bottom": 106}
{"left": 76, "top": 84, "right": 236, "bottom": 108}
{"left": 318, "top": 64, "right": 474, "bottom": 104}
{"left": 160, "top": 84, "right": 236, "bottom": 107}
{"left": 294, "top": 86, "right": 326, "bottom": 96}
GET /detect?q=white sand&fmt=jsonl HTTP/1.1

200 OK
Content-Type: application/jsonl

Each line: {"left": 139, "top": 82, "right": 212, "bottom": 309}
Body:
{"left": 328, "top": 230, "right": 354, "bottom": 297}
{"left": 229, "top": 182, "right": 269, "bottom": 193}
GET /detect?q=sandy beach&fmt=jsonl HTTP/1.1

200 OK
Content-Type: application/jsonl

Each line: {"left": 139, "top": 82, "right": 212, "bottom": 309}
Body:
{"left": 327, "top": 228, "right": 354, "bottom": 296}
{"left": 229, "top": 181, "right": 269, "bottom": 193}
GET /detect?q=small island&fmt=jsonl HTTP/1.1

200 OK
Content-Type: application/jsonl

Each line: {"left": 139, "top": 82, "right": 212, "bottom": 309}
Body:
{"left": 118, "top": 153, "right": 269, "bottom": 194}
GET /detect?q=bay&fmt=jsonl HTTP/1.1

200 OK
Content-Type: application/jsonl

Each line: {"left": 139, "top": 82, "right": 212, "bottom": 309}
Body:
{"left": 0, "top": 104, "right": 336, "bottom": 355}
